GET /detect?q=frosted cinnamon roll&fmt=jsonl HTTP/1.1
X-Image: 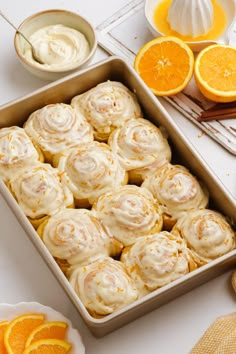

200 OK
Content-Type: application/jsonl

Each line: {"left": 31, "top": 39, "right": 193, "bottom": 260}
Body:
{"left": 142, "top": 163, "right": 209, "bottom": 229}
{"left": 24, "top": 103, "right": 93, "bottom": 162}
{"left": 53, "top": 142, "right": 128, "bottom": 208}
{"left": 108, "top": 118, "right": 171, "bottom": 184}
{"left": 0, "top": 126, "right": 44, "bottom": 182}
{"left": 92, "top": 185, "right": 163, "bottom": 246}
{"left": 37, "top": 208, "right": 123, "bottom": 274}
{"left": 8, "top": 163, "right": 74, "bottom": 228}
{"left": 172, "top": 209, "right": 236, "bottom": 266}
{"left": 71, "top": 81, "right": 142, "bottom": 141}
{"left": 69, "top": 257, "right": 139, "bottom": 318}
{"left": 121, "top": 232, "right": 195, "bottom": 296}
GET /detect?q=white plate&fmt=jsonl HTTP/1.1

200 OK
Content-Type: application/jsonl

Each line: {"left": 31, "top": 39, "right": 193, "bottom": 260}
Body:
{"left": 0, "top": 302, "right": 85, "bottom": 354}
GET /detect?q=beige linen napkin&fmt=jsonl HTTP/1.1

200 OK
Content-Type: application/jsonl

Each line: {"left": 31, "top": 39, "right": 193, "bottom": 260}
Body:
{"left": 190, "top": 272, "right": 236, "bottom": 354}
{"left": 190, "top": 313, "right": 236, "bottom": 354}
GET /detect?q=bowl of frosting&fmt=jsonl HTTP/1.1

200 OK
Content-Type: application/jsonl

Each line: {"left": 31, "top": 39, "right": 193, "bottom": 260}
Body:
{"left": 14, "top": 9, "right": 97, "bottom": 81}
{"left": 145, "top": 0, "right": 236, "bottom": 52}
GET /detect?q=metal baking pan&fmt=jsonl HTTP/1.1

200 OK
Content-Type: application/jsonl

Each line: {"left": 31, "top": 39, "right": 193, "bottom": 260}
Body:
{"left": 0, "top": 57, "right": 235, "bottom": 337}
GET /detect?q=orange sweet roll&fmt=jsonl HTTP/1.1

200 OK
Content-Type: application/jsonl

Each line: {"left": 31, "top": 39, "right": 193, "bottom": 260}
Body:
{"left": 0, "top": 126, "right": 44, "bottom": 183}
{"left": 24, "top": 103, "right": 94, "bottom": 163}
{"left": 7, "top": 163, "right": 74, "bottom": 229}
{"left": 121, "top": 231, "right": 196, "bottom": 297}
{"left": 71, "top": 81, "right": 142, "bottom": 142}
{"left": 108, "top": 118, "right": 171, "bottom": 185}
{"left": 53, "top": 141, "right": 128, "bottom": 208}
{"left": 171, "top": 209, "right": 236, "bottom": 267}
{"left": 37, "top": 208, "right": 123, "bottom": 276}
{"left": 69, "top": 257, "right": 140, "bottom": 318}
{"left": 92, "top": 184, "right": 163, "bottom": 247}
{"left": 142, "top": 163, "right": 209, "bottom": 230}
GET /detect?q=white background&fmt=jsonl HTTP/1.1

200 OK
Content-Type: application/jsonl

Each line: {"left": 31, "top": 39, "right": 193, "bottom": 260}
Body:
{"left": 0, "top": 0, "right": 235, "bottom": 353}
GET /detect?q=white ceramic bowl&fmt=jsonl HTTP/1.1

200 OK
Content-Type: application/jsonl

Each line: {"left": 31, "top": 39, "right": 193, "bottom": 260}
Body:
{"left": 145, "top": 0, "right": 236, "bottom": 52}
{"left": 0, "top": 302, "right": 85, "bottom": 354}
{"left": 14, "top": 9, "right": 97, "bottom": 81}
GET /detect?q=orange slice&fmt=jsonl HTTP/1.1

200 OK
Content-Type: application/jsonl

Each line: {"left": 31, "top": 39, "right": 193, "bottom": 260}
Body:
{"left": 22, "top": 338, "right": 71, "bottom": 354}
{"left": 4, "top": 313, "right": 45, "bottom": 354}
{"left": 194, "top": 44, "right": 236, "bottom": 102}
{"left": 0, "top": 321, "right": 8, "bottom": 354}
{"left": 25, "top": 321, "right": 68, "bottom": 347}
{"left": 134, "top": 36, "right": 194, "bottom": 96}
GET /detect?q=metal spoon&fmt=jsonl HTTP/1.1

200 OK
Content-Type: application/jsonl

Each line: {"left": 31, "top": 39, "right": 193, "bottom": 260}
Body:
{"left": 0, "top": 10, "right": 44, "bottom": 64}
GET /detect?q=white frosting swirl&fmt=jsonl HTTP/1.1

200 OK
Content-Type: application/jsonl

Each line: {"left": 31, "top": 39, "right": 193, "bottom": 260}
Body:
{"left": 69, "top": 257, "right": 139, "bottom": 317}
{"left": 142, "top": 163, "right": 209, "bottom": 222}
{"left": 24, "top": 103, "right": 93, "bottom": 159}
{"left": 108, "top": 118, "right": 171, "bottom": 172}
{"left": 121, "top": 232, "right": 190, "bottom": 295}
{"left": 0, "top": 126, "right": 41, "bottom": 181}
{"left": 56, "top": 142, "right": 127, "bottom": 205}
{"left": 40, "top": 208, "right": 123, "bottom": 266}
{"left": 24, "top": 24, "right": 90, "bottom": 70}
{"left": 9, "top": 163, "right": 73, "bottom": 219}
{"left": 172, "top": 209, "right": 236, "bottom": 265}
{"left": 71, "top": 81, "right": 142, "bottom": 141}
{"left": 93, "top": 185, "right": 163, "bottom": 246}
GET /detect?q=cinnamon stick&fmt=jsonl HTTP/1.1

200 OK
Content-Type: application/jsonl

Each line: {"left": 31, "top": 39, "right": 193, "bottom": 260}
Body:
{"left": 198, "top": 104, "right": 236, "bottom": 122}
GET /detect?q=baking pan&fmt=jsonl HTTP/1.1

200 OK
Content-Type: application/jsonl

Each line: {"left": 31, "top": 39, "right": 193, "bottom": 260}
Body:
{"left": 0, "top": 56, "right": 235, "bottom": 337}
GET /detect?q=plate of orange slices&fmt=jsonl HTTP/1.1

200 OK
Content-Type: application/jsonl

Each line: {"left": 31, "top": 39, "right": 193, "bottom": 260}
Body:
{"left": 0, "top": 302, "right": 85, "bottom": 354}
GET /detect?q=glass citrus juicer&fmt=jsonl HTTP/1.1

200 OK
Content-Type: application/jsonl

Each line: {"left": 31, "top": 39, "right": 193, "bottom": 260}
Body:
{"left": 145, "top": 0, "right": 236, "bottom": 51}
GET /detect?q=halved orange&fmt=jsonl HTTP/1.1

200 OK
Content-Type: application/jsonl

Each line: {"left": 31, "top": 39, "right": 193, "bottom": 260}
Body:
{"left": 134, "top": 36, "right": 194, "bottom": 96}
{"left": 194, "top": 44, "right": 236, "bottom": 102}
{"left": 4, "top": 313, "right": 45, "bottom": 354}
{"left": 25, "top": 321, "right": 68, "bottom": 347}
{"left": 22, "top": 338, "right": 71, "bottom": 354}
{"left": 0, "top": 321, "right": 8, "bottom": 354}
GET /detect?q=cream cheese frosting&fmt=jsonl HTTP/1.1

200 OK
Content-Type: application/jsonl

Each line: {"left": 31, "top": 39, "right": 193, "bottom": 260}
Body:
{"left": 172, "top": 209, "right": 236, "bottom": 266}
{"left": 71, "top": 81, "right": 142, "bottom": 141}
{"left": 69, "top": 257, "right": 139, "bottom": 317}
{"left": 0, "top": 126, "right": 41, "bottom": 181}
{"left": 24, "top": 24, "right": 90, "bottom": 70}
{"left": 121, "top": 232, "right": 191, "bottom": 295}
{"left": 55, "top": 142, "right": 127, "bottom": 205}
{"left": 142, "top": 163, "right": 209, "bottom": 224}
{"left": 92, "top": 185, "right": 163, "bottom": 246}
{"left": 24, "top": 103, "right": 93, "bottom": 160}
{"left": 39, "top": 208, "right": 123, "bottom": 267}
{"left": 108, "top": 118, "right": 171, "bottom": 173}
{"left": 9, "top": 163, "right": 73, "bottom": 219}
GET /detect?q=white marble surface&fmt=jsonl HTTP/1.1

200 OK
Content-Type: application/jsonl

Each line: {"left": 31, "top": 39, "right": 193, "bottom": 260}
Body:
{"left": 0, "top": 0, "right": 235, "bottom": 353}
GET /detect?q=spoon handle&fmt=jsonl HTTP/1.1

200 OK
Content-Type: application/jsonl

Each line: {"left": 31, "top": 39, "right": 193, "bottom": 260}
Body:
{"left": 0, "top": 10, "right": 33, "bottom": 49}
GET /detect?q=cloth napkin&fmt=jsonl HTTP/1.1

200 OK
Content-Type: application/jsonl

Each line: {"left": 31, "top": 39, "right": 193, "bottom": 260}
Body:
{"left": 190, "top": 313, "right": 236, "bottom": 354}
{"left": 190, "top": 272, "right": 236, "bottom": 354}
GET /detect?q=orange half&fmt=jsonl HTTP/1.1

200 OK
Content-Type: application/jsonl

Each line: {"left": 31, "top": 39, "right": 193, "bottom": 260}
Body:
{"left": 194, "top": 44, "right": 236, "bottom": 102}
{"left": 134, "top": 36, "right": 194, "bottom": 96}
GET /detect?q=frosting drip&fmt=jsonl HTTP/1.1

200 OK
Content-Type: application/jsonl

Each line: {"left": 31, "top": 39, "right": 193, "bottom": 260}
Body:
{"left": 69, "top": 257, "right": 139, "bottom": 316}
{"left": 9, "top": 164, "right": 73, "bottom": 219}
{"left": 71, "top": 81, "right": 142, "bottom": 141}
{"left": 41, "top": 208, "right": 122, "bottom": 266}
{"left": 24, "top": 103, "right": 93, "bottom": 156}
{"left": 121, "top": 232, "right": 190, "bottom": 294}
{"left": 93, "top": 185, "right": 163, "bottom": 246}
